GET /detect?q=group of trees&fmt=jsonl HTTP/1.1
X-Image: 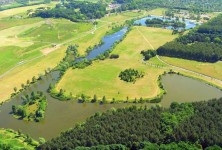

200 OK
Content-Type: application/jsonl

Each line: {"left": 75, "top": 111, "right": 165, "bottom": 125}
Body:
{"left": 113, "top": 0, "right": 222, "bottom": 12}
{"left": 39, "top": 98, "right": 222, "bottom": 149}
{"left": 157, "top": 14, "right": 222, "bottom": 62}
{"left": 119, "top": 68, "right": 144, "bottom": 83}
{"left": 12, "top": 91, "right": 47, "bottom": 122}
{"left": 145, "top": 18, "right": 186, "bottom": 29}
{"left": 141, "top": 50, "right": 156, "bottom": 60}
{"left": 32, "top": 1, "right": 106, "bottom": 21}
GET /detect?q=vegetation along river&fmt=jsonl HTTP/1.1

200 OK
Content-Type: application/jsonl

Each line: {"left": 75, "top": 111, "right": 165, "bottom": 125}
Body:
{"left": 0, "top": 25, "right": 221, "bottom": 140}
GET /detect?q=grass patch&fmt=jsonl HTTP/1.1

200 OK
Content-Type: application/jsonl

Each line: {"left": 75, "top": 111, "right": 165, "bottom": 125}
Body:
{"left": 0, "top": 3, "right": 56, "bottom": 19}
{"left": 160, "top": 56, "right": 222, "bottom": 80}
{"left": 0, "top": 128, "right": 38, "bottom": 149}
{"left": 0, "top": 46, "right": 66, "bottom": 102}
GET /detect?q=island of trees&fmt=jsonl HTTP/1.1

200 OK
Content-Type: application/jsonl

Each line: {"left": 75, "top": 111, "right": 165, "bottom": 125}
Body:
{"left": 145, "top": 18, "right": 186, "bottom": 29}
{"left": 157, "top": 14, "right": 222, "bottom": 62}
{"left": 12, "top": 91, "right": 47, "bottom": 122}
{"left": 119, "top": 68, "right": 144, "bottom": 83}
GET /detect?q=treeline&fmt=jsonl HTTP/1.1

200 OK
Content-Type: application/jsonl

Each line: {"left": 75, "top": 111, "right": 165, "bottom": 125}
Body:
{"left": 145, "top": 18, "right": 185, "bottom": 29}
{"left": 75, "top": 142, "right": 204, "bottom": 150}
{"left": 157, "top": 14, "right": 222, "bottom": 62}
{"left": 113, "top": 0, "right": 222, "bottom": 12}
{"left": 32, "top": 1, "right": 106, "bottom": 21}
{"left": 39, "top": 97, "right": 222, "bottom": 149}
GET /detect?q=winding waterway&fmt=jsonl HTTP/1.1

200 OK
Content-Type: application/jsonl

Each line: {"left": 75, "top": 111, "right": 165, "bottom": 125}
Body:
{"left": 0, "top": 27, "right": 221, "bottom": 140}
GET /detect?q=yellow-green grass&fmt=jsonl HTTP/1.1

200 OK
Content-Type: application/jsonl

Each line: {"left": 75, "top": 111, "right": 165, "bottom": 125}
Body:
{"left": 0, "top": 19, "right": 92, "bottom": 75}
{"left": 147, "top": 8, "right": 167, "bottom": 16}
{"left": 160, "top": 56, "right": 222, "bottom": 80}
{"left": 19, "top": 19, "right": 92, "bottom": 43}
{"left": 0, "top": 18, "right": 43, "bottom": 30}
{"left": 0, "top": 46, "right": 66, "bottom": 103}
{"left": 101, "top": 10, "right": 145, "bottom": 24}
{"left": 57, "top": 27, "right": 178, "bottom": 101}
{"left": 0, "top": 128, "right": 38, "bottom": 149}
{"left": 0, "top": 2, "right": 57, "bottom": 19}
{"left": 0, "top": 20, "right": 45, "bottom": 47}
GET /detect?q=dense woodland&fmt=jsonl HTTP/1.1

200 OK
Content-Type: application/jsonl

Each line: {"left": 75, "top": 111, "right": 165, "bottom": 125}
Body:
{"left": 157, "top": 14, "right": 222, "bottom": 62}
{"left": 113, "top": 0, "right": 222, "bottom": 12}
{"left": 39, "top": 97, "right": 222, "bottom": 149}
{"left": 33, "top": 0, "right": 106, "bottom": 21}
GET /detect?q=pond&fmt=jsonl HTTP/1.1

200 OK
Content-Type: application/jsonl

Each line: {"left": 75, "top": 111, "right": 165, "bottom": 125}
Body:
{"left": 134, "top": 15, "right": 199, "bottom": 30}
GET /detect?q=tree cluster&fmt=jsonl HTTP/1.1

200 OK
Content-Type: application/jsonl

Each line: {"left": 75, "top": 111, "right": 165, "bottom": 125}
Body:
{"left": 112, "top": 0, "right": 222, "bottom": 12}
{"left": 39, "top": 97, "right": 222, "bottom": 149}
{"left": 32, "top": 1, "right": 106, "bottom": 21}
{"left": 12, "top": 91, "right": 47, "bottom": 122}
{"left": 145, "top": 18, "right": 185, "bottom": 29}
{"left": 119, "top": 68, "right": 144, "bottom": 83}
{"left": 157, "top": 14, "right": 222, "bottom": 62}
{"left": 141, "top": 50, "right": 156, "bottom": 60}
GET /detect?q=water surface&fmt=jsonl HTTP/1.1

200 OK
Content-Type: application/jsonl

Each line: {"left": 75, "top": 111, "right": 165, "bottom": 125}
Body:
{"left": 134, "top": 15, "right": 199, "bottom": 30}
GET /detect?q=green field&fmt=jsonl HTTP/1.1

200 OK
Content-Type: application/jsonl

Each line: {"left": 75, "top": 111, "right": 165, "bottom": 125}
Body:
{"left": 160, "top": 56, "right": 222, "bottom": 80}
{"left": 0, "top": 18, "right": 93, "bottom": 75}
{"left": 0, "top": 128, "right": 38, "bottom": 149}
{"left": 0, "top": 3, "right": 57, "bottom": 19}
{"left": 57, "top": 27, "right": 178, "bottom": 101}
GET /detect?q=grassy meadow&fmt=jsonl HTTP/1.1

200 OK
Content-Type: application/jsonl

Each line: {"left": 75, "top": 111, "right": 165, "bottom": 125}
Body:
{"left": 0, "top": 128, "right": 38, "bottom": 149}
{"left": 57, "top": 27, "right": 178, "bottom": 101}
{"left": 0, "top": 2, "right": 57, "bottom": 19}
{"left": 160, "top": 56, "right": 222, "bottom": 80}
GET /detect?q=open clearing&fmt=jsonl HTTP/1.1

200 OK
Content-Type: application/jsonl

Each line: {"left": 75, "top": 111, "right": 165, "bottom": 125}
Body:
{"left": 0, "top": 3, "right": 56, "bottom": 19}
{"left": 57, "top": 27, "right": 178, "bottom": 101}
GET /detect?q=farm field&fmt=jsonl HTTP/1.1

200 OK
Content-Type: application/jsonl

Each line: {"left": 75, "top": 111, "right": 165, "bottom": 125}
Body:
{"left": 57, "top": 27, "right": 178, "bottom": 101}
{"left": 0, "top": 2, "right": 57, "bottom": 19}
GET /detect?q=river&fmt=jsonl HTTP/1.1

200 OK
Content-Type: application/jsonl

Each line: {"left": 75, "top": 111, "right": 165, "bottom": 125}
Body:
{"left": 0, "top": 26, "right": 221, "bottom": 140}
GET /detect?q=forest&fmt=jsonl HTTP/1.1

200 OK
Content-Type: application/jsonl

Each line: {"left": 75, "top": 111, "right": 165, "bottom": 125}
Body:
{"left": 157, "top": 14, "right": 222, "bottom": 62}
{"left": 39, "top": 97, "right": 222, "bottom": 149}
{"left": 32, "top": 1, "right": 106, "bottom": 21}
{"left": 113, "top": 0, "right": 222, "bottom": 12}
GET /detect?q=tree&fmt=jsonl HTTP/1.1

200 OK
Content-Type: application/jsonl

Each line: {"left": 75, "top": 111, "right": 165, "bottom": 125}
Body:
{"left": 102, "top": 96, "right": 106, "bottom": 103}
{"left": 13, "top": 87, "right": 17, "bottom": 93}
{"left": 12, "top": 105, "right": 17, "bottom": 114}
